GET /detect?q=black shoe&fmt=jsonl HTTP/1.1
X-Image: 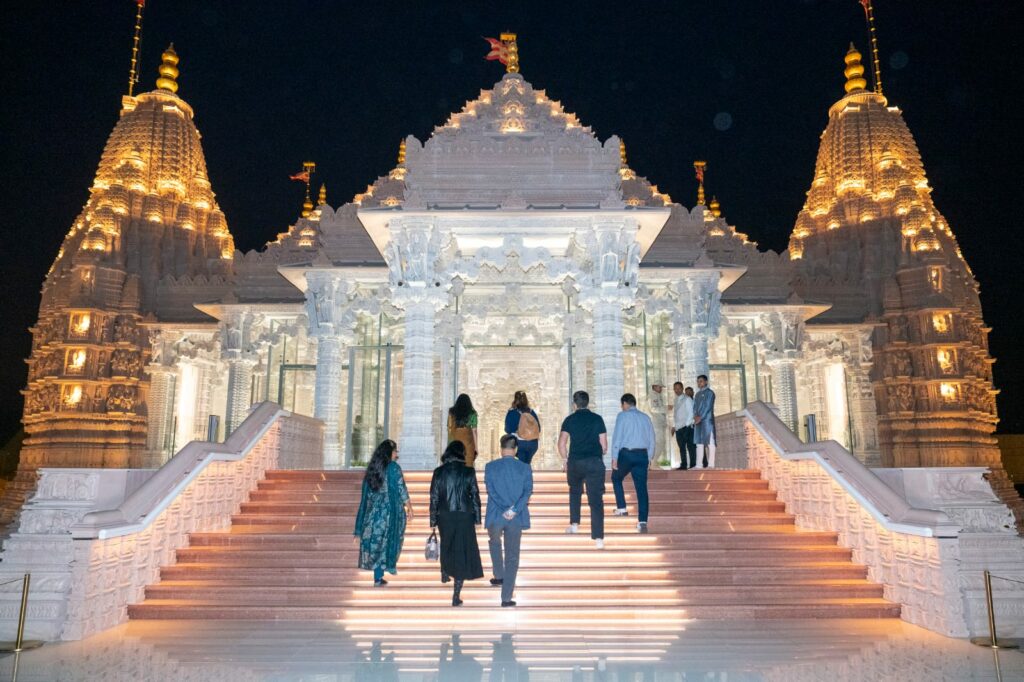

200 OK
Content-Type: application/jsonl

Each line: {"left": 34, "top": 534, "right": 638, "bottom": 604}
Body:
{"left": 675, "top": 466, "right": 687, "bottom": 470}
{"left": 452, "top": 597, "right": 463, "bottom": 607}
{"left": 374, "top": 579, "right": 387, "bottom": 586}
{"left": 501, "top": 600, "right": 517, "bottom": 607}
{"left": 490, "top": 578, "right": 503, "bottom": 586}
{"left": 441, "top": 573, "right": 451, "bottom": 584}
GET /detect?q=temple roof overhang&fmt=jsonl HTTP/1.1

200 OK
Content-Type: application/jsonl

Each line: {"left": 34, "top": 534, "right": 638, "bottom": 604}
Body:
{"left": 277, "top": 264, "right": 390, "bottom": 294}
{"left": 639, "top": 264, "right": 747, "bottom": 293}
{"left": 357, "top": 206, "right": 672, "bottom": 261}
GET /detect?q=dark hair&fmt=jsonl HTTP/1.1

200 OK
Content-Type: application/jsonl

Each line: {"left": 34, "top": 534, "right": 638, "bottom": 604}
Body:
{"left": 697, "top": 374, "right": 708, "bottom": 382}
{"left": 442, "top": 440, "right": 467, "bottom": 463}
{"left": 449, "top": 393, "right": 476, "bottom": 427}
{"left": 513, "top": 391, "right": 530, "bottom": 411}
{"left": 620, "top": 393, "right": 637, "bottom": 407}
{"left": 500, "top": 434, "right": 518, "bottom": 450}
{"left": 673, "top": 381, "right": 683, "bottom": 389}
{"left": 572, "top": 391, "right": 589, "bottom": 409}
{"left": 364, "top": 439, "right": 397, "bottom": 491}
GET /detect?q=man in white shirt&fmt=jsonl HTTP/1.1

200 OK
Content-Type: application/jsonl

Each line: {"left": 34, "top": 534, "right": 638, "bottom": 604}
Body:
{"left": 671, "top": 382, "right": 697, "bottom": 470}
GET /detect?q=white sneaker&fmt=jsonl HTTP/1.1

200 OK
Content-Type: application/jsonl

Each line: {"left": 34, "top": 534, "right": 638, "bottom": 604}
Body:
{"left": 595, "top": 539, "right": 605, "bottom": 549}
{"left": 565, "top": 524, "right": 579, "bottom": 534}
{"left": 613, "top": 508, "right": 629, "bottom": 516}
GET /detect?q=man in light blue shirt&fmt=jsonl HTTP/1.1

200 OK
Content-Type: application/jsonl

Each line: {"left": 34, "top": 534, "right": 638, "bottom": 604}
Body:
{"left": 484, "top": 434, "right": 533, "bottom": 606}
{"left": 610, "top": 393, "right": 657, "bottom": 533}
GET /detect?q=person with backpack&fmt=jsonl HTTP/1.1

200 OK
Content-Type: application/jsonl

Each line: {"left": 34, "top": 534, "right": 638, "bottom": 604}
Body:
{"left": 504, "top": 390, "right": 542, "bottom": 465}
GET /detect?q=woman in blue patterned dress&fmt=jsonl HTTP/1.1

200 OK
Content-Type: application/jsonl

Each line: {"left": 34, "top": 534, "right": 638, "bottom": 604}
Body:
{"left": 353, "top": 439, "right": 414, "bottom": 586}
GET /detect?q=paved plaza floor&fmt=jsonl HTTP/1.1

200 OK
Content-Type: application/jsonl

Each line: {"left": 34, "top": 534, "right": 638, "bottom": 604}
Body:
{"left": 1, "top": 618, "right": 1022, "bottom": 681}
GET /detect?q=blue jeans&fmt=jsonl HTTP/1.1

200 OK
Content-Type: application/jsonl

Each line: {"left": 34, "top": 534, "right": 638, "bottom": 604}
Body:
{"left": 373, "top": 567, "right": 384, "bottom": 582}
{"left": 516, "top": 439, "right": 538, "bottom": 465}
{"left": 612, "top": 449, "right": 650, "bottom": 523}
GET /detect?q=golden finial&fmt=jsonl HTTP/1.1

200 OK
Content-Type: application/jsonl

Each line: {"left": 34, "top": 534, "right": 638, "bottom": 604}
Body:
{"left": 694, "top": 160, "right": 707, "bottom": 206}
{"left": 317, "top": 184, "right": 327, "bottom": 206}
{"left": 397, "top": 139, "right": 406, "bottom": 165}
{"left": 709, "top": 196, "right": 721, "bottom": 218}
{"left": 500, "top": 32, "right": 519, "bottom": 74}
{"left": 300, "top": 161, "right": 316, "bottom": 218}
{"left": 619, "top": 140, "right": 627, "bottom": 167}
{"left": 126, "top": 0, "right": 146, "bottom": 97}
{"left": 844, "top": 43, "right": 868, "bottom": 94}
{"left": 156, "top": 44, "right": 180, "bottom": 94}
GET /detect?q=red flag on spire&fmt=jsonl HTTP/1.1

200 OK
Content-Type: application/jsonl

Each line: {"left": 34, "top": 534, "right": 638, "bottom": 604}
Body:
{"left": 694, "top": 164, "right": 705, "bottom": 184}
{"left": 136, "top": 0, "right": 146, "bottom": 6}
{"left": 289, "top": 171, "right": 310, "bottom": 183}
{"left": 484, "top": 37, "right": 509, "bottom": 65}
{"left": 858, "top": 0, "right": 870, "bottom": 18}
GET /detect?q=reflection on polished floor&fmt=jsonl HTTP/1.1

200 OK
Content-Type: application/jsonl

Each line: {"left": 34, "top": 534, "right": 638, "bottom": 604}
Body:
{"left": 2, "top": 618, "right": 1022, "bottom": 681}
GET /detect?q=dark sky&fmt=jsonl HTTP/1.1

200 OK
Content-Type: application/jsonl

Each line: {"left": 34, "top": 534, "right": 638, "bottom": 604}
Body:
{"left": 2, "top": 1, "right": 1022, "bottom": 440}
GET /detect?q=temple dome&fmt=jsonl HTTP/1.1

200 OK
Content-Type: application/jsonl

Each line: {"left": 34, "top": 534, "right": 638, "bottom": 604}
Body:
{"left": 787, "top": 46, "right": 962, "bottom": 261}
{"left": 47, "top": 49, "right": 234, "bottom": 283}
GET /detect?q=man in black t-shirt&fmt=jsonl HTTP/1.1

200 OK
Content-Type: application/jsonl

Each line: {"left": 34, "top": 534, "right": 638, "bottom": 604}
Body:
{"left": 557, "top": 390, "right": 608, "bottom": 548}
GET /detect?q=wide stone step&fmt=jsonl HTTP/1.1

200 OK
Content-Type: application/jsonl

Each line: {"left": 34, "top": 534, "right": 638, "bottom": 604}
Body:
{"left": 157, "top": 563, "right": 870, "bottom": 585}
{"left": 227, "top": 516, "right": 797, "bottom": 532}
{"left": 144, "top": 581, "right": 884, "bottom": 604}
{"left": 248, "top": 488, "right": 780, "bottom": 502}
{"left": 172, "top": 547, "right": 854, "bottom": 568}
{"left": 127, "top": 599, "right": 901, "bottom": 621}
{"left": 187, "top": 529, "right": 841, "bottom": 549}
{"left": 236, "top": 500, "right": 788, "bottom": 515}
{"left": 264, "top": 469, "right": 766, "bottom": 480}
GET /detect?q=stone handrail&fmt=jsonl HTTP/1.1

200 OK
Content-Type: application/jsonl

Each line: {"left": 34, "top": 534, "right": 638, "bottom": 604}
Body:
{"left": 0, "top": 402, "right": 323, "bottom": 640}
{"left": 718, "top": 401, "right": 970, "bottom": 635}
{"left": 722, "top": 401, "right": 958, "bottom": 537}
{"left": 72, "top": 402, "right": 322, "bottom": 539}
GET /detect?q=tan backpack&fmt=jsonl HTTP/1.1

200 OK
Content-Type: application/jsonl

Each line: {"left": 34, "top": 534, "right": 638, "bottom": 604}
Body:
{"left": 517, "top": 410, "right": 540, "bottom": 440}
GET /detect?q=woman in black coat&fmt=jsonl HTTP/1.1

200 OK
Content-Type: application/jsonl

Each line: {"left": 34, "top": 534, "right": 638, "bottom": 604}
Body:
{"left": 429, "top": 440, "right": 484, "bottom": 606}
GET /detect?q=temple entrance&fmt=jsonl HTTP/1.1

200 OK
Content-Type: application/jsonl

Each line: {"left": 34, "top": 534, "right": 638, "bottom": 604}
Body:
{"left": 457, "top": 344, "right": 572, "bottom": 470}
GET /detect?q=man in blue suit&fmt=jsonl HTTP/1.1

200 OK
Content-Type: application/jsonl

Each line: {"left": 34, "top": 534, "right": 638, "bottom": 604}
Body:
{"left": 484, "top": 434, "right": 534, "bottom": 607}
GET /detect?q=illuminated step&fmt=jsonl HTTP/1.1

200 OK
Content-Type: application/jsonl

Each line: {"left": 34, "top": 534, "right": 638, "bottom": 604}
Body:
{"left": 248, "top": 489, "right": 780, "bottom": 502}
{"left": 127, "top": 599, "right": 901, "bottom": 621}
{"left": 264, "top": 470, "right": 766, "bottom": 479}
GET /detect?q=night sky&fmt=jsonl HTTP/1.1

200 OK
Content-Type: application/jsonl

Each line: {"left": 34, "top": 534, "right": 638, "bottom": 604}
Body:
{"left": 2, "top": 1, "right": 1022, "bottom": 442}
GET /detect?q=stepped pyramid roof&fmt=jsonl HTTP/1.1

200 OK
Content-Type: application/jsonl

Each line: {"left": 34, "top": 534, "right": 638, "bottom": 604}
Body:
{"left": 789, "top": 45, "right": 964, "bottom": 265}
{"left": 47, "top": 46, "right": 234, "bottom": 286}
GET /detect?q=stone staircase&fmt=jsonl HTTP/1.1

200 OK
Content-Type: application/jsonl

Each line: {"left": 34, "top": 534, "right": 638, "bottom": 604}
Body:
{"left": 127, "top": 469, "right": 900, "bottom": 625}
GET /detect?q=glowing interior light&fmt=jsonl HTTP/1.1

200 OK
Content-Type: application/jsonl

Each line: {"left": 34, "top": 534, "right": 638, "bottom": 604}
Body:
{"left": 936, "top": 348, "right": 955, "bottom": 374}
{"left": 928, "top": 267, "right": 942, "bottom": 291}
{"left": 71, "top": 313, "right": 91, "bottom": 335}
{"left": 939, "top": 382, "right": 959, "bottom": 402}
{"left": 932, "top": 313, "right": 950, "bottom": 334}
{"left": 67, "top": 349, "right": 87, "bottom": 372}
{"left": 64, "top": 384, "right": 83, "bottom": 406}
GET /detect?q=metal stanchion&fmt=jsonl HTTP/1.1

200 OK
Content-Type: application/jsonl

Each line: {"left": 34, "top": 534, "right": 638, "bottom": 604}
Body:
{"left": 0, "top": 574, "right": 44, "bottom": 654}
{"left": 971, "top": 570, "right": 1020, "bottom": 649}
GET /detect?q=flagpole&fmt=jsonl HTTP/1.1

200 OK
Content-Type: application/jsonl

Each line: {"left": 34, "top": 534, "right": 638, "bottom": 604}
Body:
{"left": 863, "top": 0, "right": 883, "bottom": 95}
{"left": 127, "top": 1, "right": 145, "bottom": 97}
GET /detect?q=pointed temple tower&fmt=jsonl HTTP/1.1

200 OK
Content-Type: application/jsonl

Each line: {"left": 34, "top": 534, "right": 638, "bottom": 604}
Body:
{"left": 4, "top": 47, "right": 235, "bottom": 521}
{"left": 789, "top": 46, "right": 1018, "bottom": 516}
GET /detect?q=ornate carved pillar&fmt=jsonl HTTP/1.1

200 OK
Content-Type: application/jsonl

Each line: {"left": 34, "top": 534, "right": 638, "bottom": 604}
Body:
{"left": 221, "top": 312, "right": 258, "bottom": 436}
{"left": 143, "top": 365, "right": 176, "bottom": 466}
{"left": 764, "top": 312, "right": 803, "bottom": 433}
{"left": 670, "top": 272, "right": 722, "bottom": 389}
{"left": 314, "top": 334, "right": 344, "bottom": 468}
{"left": 591, "top": 297, "right": 625, "bottom": 439}
{"left": 395, "top": 290, "right": 447, "bottom": 469}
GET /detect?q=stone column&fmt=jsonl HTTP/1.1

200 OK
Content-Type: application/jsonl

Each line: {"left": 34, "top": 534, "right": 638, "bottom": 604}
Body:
{"left": 143, "top": 365, "right": 176, "bottom": 466}
{"left": 592, "top": 297, "right": 624, "bottom": 445}
{"left": 314, "top": 334, "right": 343, "bottom": 468}
{"left": 767, "top": 357, "right": 799, "bottom": 432}
{"left": 225, "top": 359, "right": 256, "bottom": 436}
{"left": 680, "top": 334, "right": 709, "bottom": 389}
{"left": 396, "top": 291, "right": 445, "bottom": 470}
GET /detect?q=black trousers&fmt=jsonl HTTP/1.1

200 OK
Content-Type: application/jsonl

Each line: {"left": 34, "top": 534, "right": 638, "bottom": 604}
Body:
{"left": 567, "top": 457, "right": 605, "bottom": 539}
{"left": 675, "top": 426, "right": 698, "bottom": 468}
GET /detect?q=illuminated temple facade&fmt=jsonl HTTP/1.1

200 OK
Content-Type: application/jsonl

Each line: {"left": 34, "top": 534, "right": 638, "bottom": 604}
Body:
{"left": 4, "top": 43, "right": 1017, "bottom": 520}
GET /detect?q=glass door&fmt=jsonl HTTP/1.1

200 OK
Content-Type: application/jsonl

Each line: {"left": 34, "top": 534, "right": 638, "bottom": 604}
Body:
{"left": 709, "top": 363, "right": 747, "bottom": 414}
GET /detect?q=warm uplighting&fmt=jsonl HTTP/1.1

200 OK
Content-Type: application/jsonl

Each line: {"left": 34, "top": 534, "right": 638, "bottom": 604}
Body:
{"left": 500, "top": 118, "right": 525, "bottom": 133}
{"left": 65, "top": 348, "right": 87, "bottom": 374}
{"left": 928, "top": 266, "right": 942, "bottom": 292}
{"left": 939, "top": 382, "right": 959, "bottom": 402}
{"left": 932, "top": 313, "right": 951, "bottom": 334}
{"left": 936, "top": 348, "right": 955, "bottom": 375}
{"left": 70, "top": 312, "right": 91, "bottom": 336}
{"left": 63, "top": 384, "right": 83, "bottom": 407}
